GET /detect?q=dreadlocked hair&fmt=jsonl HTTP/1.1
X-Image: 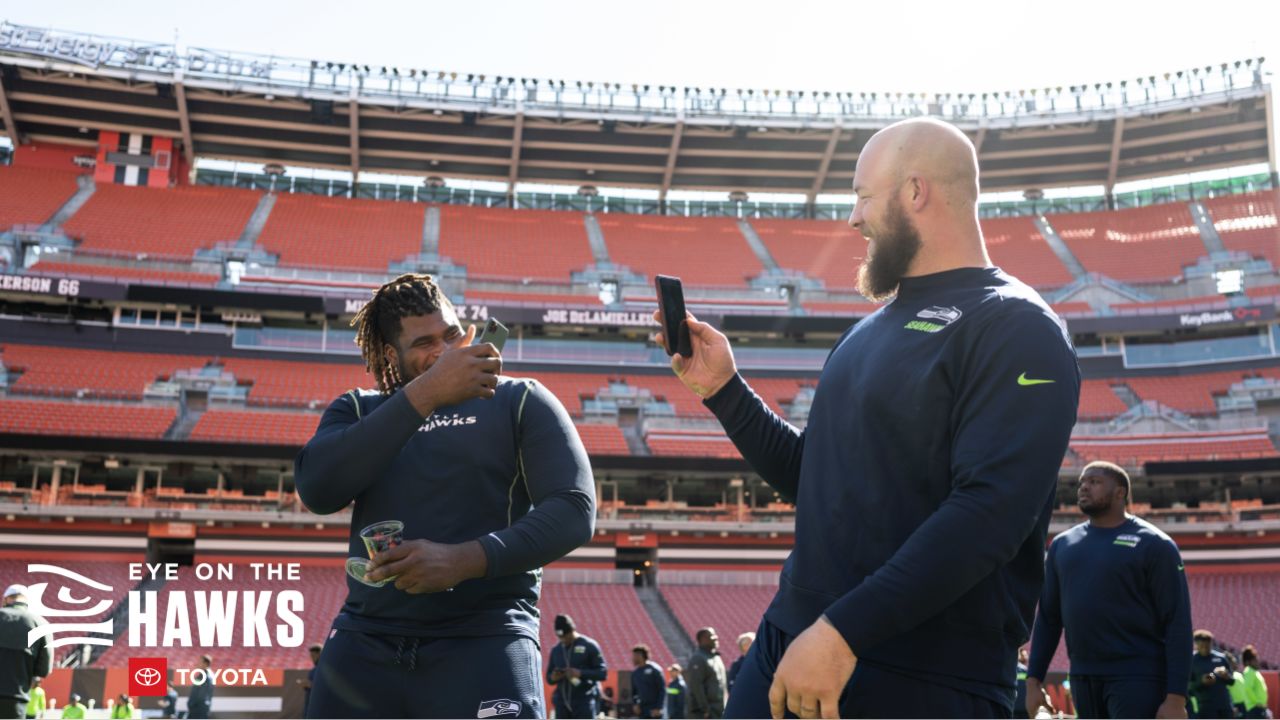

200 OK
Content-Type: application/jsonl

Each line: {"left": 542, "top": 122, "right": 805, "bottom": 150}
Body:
{"left": 352, "top": 273, "right": 448, "bottom": 394}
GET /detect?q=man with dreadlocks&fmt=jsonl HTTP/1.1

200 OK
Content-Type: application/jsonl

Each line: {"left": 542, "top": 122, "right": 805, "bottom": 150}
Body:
{"left": 296, "top": 273, "right": 595, "bottom": 719}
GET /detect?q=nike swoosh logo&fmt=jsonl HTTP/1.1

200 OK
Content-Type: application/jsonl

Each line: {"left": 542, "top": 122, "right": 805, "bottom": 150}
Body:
{"left": 1017, "top": 373, "right": 1055, "bottom": 386}
{"left": 1178, "top": 565, "right": 1185, "bottom": 571}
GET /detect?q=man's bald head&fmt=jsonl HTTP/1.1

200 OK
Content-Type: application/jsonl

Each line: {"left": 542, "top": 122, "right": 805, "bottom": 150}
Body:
{"left": 858, "top": 118, "right": 980, "bottom": 207}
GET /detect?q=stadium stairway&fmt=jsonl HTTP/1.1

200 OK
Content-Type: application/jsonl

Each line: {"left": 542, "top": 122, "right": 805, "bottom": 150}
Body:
{"left": 636, "top": 585, "right": 696, "bottom": 662}
{"left": 164, "top": 406, "right": 204, "bottom": 441}
{"left": 1033, "top": 215, "right": 1088, "bottom": 281}
{"left": 583, "top": 214, "right": 612, "bottom": 265}
{"left": 1189, "top": 201, "right": 1229, "bottom": 256}
{"left": 737, "top": 220, "right": 781, "bottom": 272}
{"left": 236, "top": 193, "right": 277, "bottom": 250}
{"left": 41, "top": 175, "right": 97, "bottom": 233}
{"left": 422, "top": 205, "right": 441, "bottom": 256}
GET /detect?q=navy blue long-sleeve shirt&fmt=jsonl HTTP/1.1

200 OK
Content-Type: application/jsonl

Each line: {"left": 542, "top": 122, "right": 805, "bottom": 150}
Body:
{"left": 704, "top": 267, "right": 1080, "bottom": 705}
{"left": 295, "top": 377, "right": 595, "bottom": 642}
{"left": 667, "top": 677, "right": 687, "bottom": 720}
{"left": 546, "top": 635, "right": 608, "bottom": 711}
{"left": 1189, "top": 650, "right": 1235, "bottom": 714}
{"left": 1028, "top": 516, "right": 1192, "bottom": 696}
{"left": 633, "top": 660, "right": 667, "bottom": 712}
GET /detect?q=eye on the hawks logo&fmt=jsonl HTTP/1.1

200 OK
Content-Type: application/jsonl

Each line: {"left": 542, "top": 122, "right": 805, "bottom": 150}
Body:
{"left": 129, "top": 657, "right": 169, "bottom": 696}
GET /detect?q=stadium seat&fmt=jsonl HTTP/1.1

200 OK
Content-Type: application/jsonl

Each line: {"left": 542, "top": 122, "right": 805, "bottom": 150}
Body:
{"left": 1070, "top": 430, "right": 1277, "bottom": 465}
{"left": 189, "top": 410, "right": 322, "bottom": 445}
{"left": 28, "top": 260, "right": 222, "bottom": 286}
{"left": 0, "top": 397, "right": 176, "bottom": 438}
{"left": 438, "top": 206, "right": 596, "bottom": 282}
{"left": 980, "top": 216, "right": 1075, "bottom": 287}
{"left": 256, "top": 194, "right": 424, "bottom": 272}
{"left": 1, "top": 344, "right": 205, "bottom": 400}
{"left": 751, "top": 219, "right": 864, "bottom": 290}
{"left": 1201, "top": 189, "right": 1279, "bottom": 266}
{"left": 63, "top": 184, "right": 261, "bottom": 261}
{"left": 0, "top": 165, "right": 81, "bottom": 229}
{"left": 217, "top": 358, "right": 373, "bottom": 408}
{"left": 659, "top": 585, "right": 775, "bottom": 667}
{"left": 597, "top": 215, "right": 762, "bottom": 288}
{"left": 1078, "top": 380, "right": 1129, "bottom": 420}
{"left": 538, "top": 583, "right": 674, "bottom": 671}
{"left": 1050, "top": 203, "right": 1207, "bottom": 283}
{"left": 574, "top": 424, "right": 630, "bottom": 456}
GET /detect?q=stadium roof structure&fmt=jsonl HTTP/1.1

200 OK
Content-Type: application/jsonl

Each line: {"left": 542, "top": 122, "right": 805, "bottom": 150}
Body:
{"left": 0, "top": 21, "right": 1275, "bottom": 198}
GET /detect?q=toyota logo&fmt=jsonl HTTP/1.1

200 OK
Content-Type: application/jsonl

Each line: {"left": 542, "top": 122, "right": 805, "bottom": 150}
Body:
{"left": 134, "top": 667, "right": 163, "bottom": 687}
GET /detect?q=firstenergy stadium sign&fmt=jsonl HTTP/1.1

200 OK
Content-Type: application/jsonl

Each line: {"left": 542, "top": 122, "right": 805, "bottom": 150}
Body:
{"left": 0, "top": 23, "right": 270, "bottom": 77}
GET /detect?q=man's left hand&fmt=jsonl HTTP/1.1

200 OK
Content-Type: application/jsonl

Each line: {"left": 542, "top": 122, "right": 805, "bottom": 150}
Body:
{"left": 768, "top": 615, "right": 856, "bottom": 719}
{"left": 567, "top": 668, "right": 582, "bottom": 679}
{"left": 365, "top": 538, "right": 487, "bottom": 593}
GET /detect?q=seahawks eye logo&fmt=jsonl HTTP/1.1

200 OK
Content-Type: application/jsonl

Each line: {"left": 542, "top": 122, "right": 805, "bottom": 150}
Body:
{"left": 477, "top": 699, "right": 522, "bottom": 718}
{"left": 24, "top": 564, "right": 116, "bottom": 649}
{"left": 917, "top": 306, "right": 962, "bottom": 325}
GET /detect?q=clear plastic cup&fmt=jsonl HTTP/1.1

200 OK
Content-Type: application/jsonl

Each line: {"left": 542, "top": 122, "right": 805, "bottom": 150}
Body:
{"left": 359, "top": 520, "right": 404, "bottom": 559}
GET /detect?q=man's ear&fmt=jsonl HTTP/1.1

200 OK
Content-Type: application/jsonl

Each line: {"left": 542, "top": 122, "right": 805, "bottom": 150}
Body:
{"left": 909, "top": 175, "right": 929, "bottom": 211}
{"left": 384, "top": 343, "right": 398, "bottom": 368}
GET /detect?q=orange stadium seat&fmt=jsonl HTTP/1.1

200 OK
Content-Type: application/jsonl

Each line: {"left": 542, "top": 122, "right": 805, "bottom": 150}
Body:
{"left": 465, "top": 290, "right": 603, "bottom": 307}
{"left": 1201, "top": 189, "right": 1279, "bottom": 265}
{"left": 1122, "top": 370, "right": 1278, "bottom": 416}
{"left": 573, "top": 424, "right": 630, "bottom": 456}
{"left": 645, "top": 428, "right": 741, "bottom": 459}
{"left": 1070, "top": 430, "right": 1277, "bottom": 465}
{"left": 29, "top": 260, "right": 222, "bottom": 286}
{"left": 980, "top": 216, "right": 1075, "bottom": 287}
{"left": 660, "top": 585, "right": 776, "bottom": 666}
{"left": 189, "top": 410, "right": 322, "bottom": 445}
{"left": 63, "top": 184, "right": 260, "bottom": 261}
{"left": 751, "top": 218, "right": 864, "bottom": 290}
{"left": 438, "top": 206, "right": 596, "bottom": 282}
{"left": 1078, "top": 379, "right": 1129, "bottom": 420}
{"left": 217, "top": 358, "right": 373, "bottom": 408}
{"left": 1, "top": 344, "right": 205, "bottom": 400}
{"left": 520, "top": 372, "right": 614, "bottom": 417}
{"left": 598, "top": 215, "right": 762, "bottom": 288}
{"left": 0, "top": 397, "right": 176, "bottom": 438}
{"left": 256, "top": 194, "right": 423, "bottom": 272}
{"left": 1050, "top": 203, "right": 1207, "bottom": 283}
{"left": 0, "top": 165, "right": 81, "bottom": 229}
{"left": 538, "top": 583, "right": 674, "bottom": 670}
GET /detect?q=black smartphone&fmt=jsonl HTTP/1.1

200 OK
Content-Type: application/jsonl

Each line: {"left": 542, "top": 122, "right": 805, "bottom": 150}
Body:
{"left": 654, "top": 275, "right": 693, "bottom": 357}
{"left": 477, "top": 317, "right": 509, "bottom": 353}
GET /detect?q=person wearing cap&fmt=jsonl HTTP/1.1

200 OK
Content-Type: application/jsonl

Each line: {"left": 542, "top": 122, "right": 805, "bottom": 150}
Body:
{"left": 1, "top": 584, "right": 52, "bottom": 720}
{"left": 1027, "top": 461, "right": 1192, "bottom": 719}
{"left": 686, "top": 628, "right": 726, "bottom": 719}
{"left": 58, "top": 695, "right": 85, "bottom": 720}
{"left": 666, "top": 665, "right": 687, "bottom": 720}
{"left": 545, "top": 615, "right": 606, "bottom": 718}
{"left": 1190, "top": 630, "right": 1235, "bottom": 719}
{"left": 1239, "top": 645, "right": 1268, "bottom": 718}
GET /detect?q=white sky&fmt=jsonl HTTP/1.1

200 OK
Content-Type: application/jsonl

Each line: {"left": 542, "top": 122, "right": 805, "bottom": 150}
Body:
{"left": 5, "top": 0, "right": 1280, "bottom": 201}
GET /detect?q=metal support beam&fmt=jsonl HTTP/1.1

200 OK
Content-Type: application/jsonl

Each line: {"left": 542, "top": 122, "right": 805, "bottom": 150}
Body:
{"left": 807, "top": 123, "right": 842, "bottom": 202}
{"left": 973, "top": 126, "right": 987, "bottom": 154}
{"left": 173, "top": 78, "right": 196, "bottom": 167}
{"left": 0, "top": 73, "right": 19, "bottom": 145}
{"left": 348, "top": 97, "right": 360, "bottom": 184}
{"left": 507, "top": 111, "right": 525, "bottom": 192}
{"left": 1105, "top": 116, "right": 1126, "bottom": 197}
{"left": 1264, "top": 88, "right": 1277, "bottom": 180}
{"left": 658, "top": 121, "right": 684, "bottom": 202}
